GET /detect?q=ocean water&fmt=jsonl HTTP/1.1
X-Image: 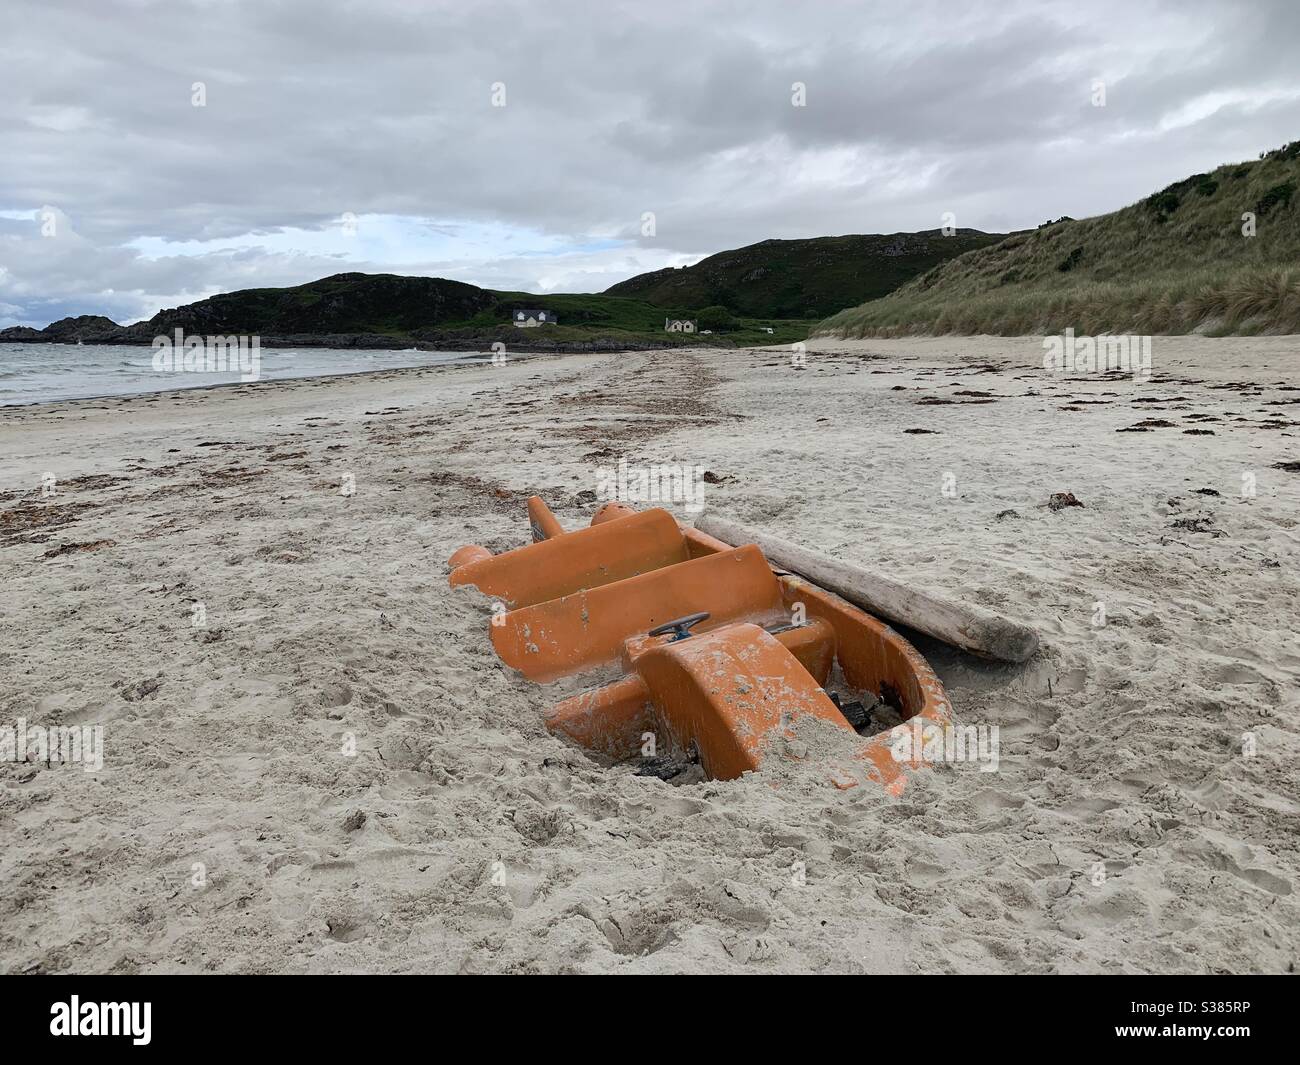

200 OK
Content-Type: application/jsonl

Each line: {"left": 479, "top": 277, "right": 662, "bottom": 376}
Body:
{"left": 0, "top": 343, "right": 490, "bottom": 407}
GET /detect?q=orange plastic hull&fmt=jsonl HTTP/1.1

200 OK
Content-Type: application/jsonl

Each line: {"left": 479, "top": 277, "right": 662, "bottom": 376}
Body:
{"left": 450, "top": 498, "right": 953, "bottom": 792}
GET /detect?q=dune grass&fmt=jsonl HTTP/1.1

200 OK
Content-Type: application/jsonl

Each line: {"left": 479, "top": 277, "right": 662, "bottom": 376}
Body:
{"left": 817, "top": 142, "right": 1300, "bottom": 337}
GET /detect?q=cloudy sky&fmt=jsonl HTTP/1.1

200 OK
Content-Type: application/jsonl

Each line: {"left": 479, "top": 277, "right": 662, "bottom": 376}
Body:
{"left": 1, "top": 0, "right": 1297, "bottom": 328}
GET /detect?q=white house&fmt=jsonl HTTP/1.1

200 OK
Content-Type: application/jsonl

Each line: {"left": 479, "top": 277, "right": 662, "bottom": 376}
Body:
{"left": 664, "top": 318, "right": 697, "bottom": 333}
{"left": 514, "top": 309, "right": 556, "bottom": 327}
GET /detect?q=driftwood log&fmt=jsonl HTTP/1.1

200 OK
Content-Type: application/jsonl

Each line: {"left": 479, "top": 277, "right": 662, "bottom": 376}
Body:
{"left": 694, "top": 512, "right": 1039, "bottom": 664}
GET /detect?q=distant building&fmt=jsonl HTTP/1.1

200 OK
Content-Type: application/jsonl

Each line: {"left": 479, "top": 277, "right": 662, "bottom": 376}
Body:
{"left": 664, "top": 318, "right": 697, "bottom": 333}
{"left": 514, "top": 309, "right": 556, "bottom": 327}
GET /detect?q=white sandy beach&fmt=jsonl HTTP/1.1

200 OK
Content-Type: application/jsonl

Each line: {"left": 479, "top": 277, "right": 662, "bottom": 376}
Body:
{"left": 1, "top": 335, "right": 1297, "bottom": 974}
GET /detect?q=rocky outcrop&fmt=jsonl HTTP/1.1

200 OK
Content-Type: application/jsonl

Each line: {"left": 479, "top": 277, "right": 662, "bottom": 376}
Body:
{"left": 2, "top": 316, "right": 126, "bottom": 343}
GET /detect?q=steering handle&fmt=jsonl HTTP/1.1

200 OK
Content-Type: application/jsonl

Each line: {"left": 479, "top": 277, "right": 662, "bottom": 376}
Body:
{"left": 648, "top": 612, "right": 710, "bottom": 642}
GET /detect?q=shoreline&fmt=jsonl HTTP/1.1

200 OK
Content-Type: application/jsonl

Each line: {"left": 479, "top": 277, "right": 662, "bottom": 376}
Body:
{"left": 0, "top": 333, "right": 735, "bottom": 355}
{"left": 0, "top": 350, "right": 498, "bottom": 412}
{"left": 0, "top": 342, "right": 758, "bottom": 412}
{"left": 10, "top": 329, "right": 1299, "bottom": 412}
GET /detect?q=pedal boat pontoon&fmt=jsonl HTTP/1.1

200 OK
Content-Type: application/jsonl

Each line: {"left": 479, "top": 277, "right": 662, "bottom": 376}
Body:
{"left": 449, "top": 498, "right": 952, "bottom": 793}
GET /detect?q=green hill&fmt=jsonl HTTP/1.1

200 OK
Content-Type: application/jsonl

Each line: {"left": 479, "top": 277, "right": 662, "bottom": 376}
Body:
{"left": 3, "top": 273, "right": 811, "bottom": 349}
{"left": 818, "top": 141, "right": 1300, "bottom": 337}
{"left": 133, "top": 273, "right": 496, "bottom": 337}
{"left": 604, "top": 230, "right": 1008, "bottom": 319}
{"left": 5, "top": 228, "right": 1011, "bottom": 349}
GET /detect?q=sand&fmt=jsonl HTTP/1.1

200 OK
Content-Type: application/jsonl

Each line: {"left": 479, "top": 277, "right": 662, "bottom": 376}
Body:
{"left": 1, "top": 335, "right": 1297, "bottom": 974}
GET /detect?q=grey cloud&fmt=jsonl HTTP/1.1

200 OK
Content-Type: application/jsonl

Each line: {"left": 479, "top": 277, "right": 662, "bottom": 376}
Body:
{"left": 1, "top": 0, "right": 1296, "bottom": 326}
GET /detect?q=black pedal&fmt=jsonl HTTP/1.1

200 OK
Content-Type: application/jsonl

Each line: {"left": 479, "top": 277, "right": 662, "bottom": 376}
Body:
{"left": 635, "top": 756, "right": 690, "bottom": 781}
{"left": 827, "top": 691, "right": 870, "bottom": 730}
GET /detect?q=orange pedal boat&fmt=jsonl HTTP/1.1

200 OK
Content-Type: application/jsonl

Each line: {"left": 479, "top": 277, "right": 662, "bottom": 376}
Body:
{"left": 449, "top": 496, "right": 953, "bottom": 794}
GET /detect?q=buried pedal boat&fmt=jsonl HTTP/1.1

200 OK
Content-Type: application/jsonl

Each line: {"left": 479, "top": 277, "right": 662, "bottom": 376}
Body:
{"left": 448, "top": 497, "right": 953, "bottom": 793}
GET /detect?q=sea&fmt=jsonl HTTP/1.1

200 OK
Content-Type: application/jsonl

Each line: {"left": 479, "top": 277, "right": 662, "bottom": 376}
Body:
{"left": 0, "top": 343, "right": 490, "bottom": 407}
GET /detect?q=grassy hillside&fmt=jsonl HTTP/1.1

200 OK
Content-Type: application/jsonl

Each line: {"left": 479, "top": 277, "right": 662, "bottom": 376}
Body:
{"left": 134, "top": 273, "right": 496, "bottom": 337}
{"left": 818, "top": 141, "right": 1300, "bottom": 337}
{"left": 7, "top": 227, "right": 1009, "bottom": 349}
{"left": 605, "top": 230, "right": 1007, "bottom": 319}
{"left": 426, "top": 290, "right": 808, "bottom": 347}
{"left": 3, "top": 273, "right": 811, "bottom": 349}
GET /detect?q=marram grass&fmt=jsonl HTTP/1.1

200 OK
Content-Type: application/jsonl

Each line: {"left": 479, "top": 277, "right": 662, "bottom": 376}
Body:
{"left": 817, "top": 144, "right": 1300, "bottom": 338}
